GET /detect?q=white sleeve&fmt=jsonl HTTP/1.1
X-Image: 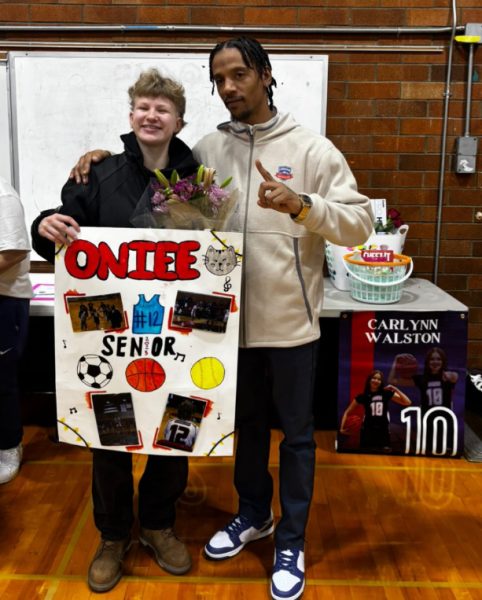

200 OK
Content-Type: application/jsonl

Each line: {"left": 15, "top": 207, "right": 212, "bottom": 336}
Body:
{"left": 0, "top": 187, "right": 31, "bottom": 253}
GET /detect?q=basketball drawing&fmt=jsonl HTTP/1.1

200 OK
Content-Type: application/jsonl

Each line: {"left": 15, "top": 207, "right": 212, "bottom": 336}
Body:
{"left": 125, "top": 358, "right": 166, "bottom": 392}
{"left": 190, "top": 357, "right": 225, "bottom": 390}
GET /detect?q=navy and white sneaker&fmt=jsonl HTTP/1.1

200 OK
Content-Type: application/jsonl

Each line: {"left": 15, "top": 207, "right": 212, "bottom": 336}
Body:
{"left": 271, "top": 547, "right": 305, "bottom": 600}
{"left": 204, "top": 512, "right": 274, "bottom": 560}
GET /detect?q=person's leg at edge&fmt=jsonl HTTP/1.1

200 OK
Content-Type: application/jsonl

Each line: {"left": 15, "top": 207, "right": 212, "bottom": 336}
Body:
{"left": 138, "top": 455, "right": 192, "bottom": 575}
{"left": 88, "top": 449, "right": 134, "bottom": 592}
{"left": 204, "top": 348, "right": 274, "bottom": 560}
{"left": 138, "top": 454, "right": 188, "bottom": 530}
{"left": 234, "top": 347, "right": 274, "bottom": 525}
{"left": 92, "top": 449, "right": 135, "bottom": 539}
{"left": 268, "top": 340, "right": 318, "bottom": 600}
{"left": 270, "top": 341, "right": 318, "bottom": 549}
{"left": 0, "top": 296, "right": 29, "bottom": 484}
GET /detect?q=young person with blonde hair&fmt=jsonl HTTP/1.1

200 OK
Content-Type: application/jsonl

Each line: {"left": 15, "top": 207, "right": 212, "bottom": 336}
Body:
{"left": 32, "top": 68, "right": 198, "bottom": 593}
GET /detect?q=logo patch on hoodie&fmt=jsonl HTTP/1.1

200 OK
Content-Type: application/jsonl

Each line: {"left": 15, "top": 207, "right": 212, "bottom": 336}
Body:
{"left": 275, "top": 166, "right": 294, "bottom": 180}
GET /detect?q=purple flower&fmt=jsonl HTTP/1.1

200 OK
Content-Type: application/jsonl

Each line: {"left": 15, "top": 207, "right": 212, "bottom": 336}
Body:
{"left": 173, "top": 178, "right": 200, "bottom": 203}
{"left": 151, "top": 190, "right": 169, "bottom": 213}
{"left": 206, "top": 185, "right": 230, "bottom": 212}
{"left": 208, "top": 185, "right": 229, "bottom": 202}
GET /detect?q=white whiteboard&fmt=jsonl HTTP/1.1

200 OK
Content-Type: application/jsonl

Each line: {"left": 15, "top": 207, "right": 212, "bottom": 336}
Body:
{"left": 8, "top": 51, "right": 328, "bottom": 258}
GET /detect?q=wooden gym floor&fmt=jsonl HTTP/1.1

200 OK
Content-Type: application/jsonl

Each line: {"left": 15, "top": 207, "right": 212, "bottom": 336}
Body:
{"left": 1, "top": 426, "right": 482, "bottom": 599}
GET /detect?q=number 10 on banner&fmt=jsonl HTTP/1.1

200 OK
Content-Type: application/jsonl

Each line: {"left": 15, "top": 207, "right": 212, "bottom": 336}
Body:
{"left": 401, "top": 406, "right": 459, "bottom": 456}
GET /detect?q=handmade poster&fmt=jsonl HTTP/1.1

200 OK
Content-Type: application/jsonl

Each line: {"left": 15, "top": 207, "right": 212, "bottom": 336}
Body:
{"left": 54, "top": 227, "right": 243, "bottom": 457}
{"left": 337, "top": 310, "right": 467, "bottom": 457}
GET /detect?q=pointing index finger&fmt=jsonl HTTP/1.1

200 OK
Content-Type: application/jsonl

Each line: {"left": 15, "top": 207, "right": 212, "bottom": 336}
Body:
{"left": 255, "top": 159, "right": 275, "bottom": 182}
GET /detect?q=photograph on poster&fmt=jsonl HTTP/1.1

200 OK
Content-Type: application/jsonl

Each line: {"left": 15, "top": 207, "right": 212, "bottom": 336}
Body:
{"left": 92, "top": 392, "right": 139, "bottom": 446}
{"left": 172, "top": 291, "right": 231, "bottom": 333}
{"left": 339, "top": 369, "right": 411, "bottom": 453}
{"left": 67, "top": 292, "right": 125, "bottom": 332}
{"left": 337, "top": 311, "right": 467, "bottom": 457}
{"left": 389, "top": 348, "right": 459, "bottom": 412}
{"left": 156, "top": 393, "right": 207, "bottom": 452}
{"left": 388, "top": 347, "right": 459, "bottom": 455}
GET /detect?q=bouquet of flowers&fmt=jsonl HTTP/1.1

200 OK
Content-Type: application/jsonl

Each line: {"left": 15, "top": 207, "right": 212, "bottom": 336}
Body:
{"left": 130, "top": 165, "right": 238, "bottom": 231}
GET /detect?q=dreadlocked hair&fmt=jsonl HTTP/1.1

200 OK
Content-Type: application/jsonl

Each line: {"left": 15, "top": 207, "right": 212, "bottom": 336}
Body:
{"left": 209, "top": 37, "right": 277, "bottom": 111}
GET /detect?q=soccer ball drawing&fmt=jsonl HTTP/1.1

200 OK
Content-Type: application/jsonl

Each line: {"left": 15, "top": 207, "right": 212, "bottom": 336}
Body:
{"left": 77, "top": 354, "right": 113, "bottom": 389}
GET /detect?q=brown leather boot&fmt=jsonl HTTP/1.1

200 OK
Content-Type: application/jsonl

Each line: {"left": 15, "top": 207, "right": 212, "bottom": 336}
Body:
{"left": 87, "top": 537, "right": 132, "bottom": 593}
{"left": 139, "top": 527, "right": 192, "bottom": 575}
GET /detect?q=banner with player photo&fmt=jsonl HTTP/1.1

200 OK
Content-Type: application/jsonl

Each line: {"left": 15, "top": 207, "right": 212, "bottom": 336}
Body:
{"left": 54, "top": 227, "right": 243, "bottom": 457}
{"left": 336, "top": 310, "right": 467, "bottom": 457}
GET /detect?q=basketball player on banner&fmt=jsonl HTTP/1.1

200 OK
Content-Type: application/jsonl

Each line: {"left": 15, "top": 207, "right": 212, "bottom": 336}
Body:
{"left": 31, "top": 70, "right": 200, "bottom": 592}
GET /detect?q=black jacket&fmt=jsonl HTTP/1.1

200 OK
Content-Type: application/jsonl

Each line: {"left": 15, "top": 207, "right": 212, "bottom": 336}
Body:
{"left": 31, "top": 131, "right": 199, "bottom": 263}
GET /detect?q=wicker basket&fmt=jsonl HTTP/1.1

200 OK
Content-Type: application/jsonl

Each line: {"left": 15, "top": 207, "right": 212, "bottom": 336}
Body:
{"left": 325, "top": 224, "right": 409, "bottom": 291}
{"left": 343, "top": 253, "right": 413, "bottom": 304}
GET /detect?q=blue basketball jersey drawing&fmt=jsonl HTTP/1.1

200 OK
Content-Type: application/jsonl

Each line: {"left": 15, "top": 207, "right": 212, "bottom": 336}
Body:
{"left": 132, "top": 294, "right": 164, "bottom": 334}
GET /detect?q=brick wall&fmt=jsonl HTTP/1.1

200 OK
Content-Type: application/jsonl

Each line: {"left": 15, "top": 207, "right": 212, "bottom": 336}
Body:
{"left": 1, "top": 2, "right": 481, "bottom": 367}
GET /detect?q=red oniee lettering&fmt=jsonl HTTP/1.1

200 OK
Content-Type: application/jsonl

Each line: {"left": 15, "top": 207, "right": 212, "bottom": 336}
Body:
{"left": 64, "top": 239, "right": 201, "bottom": 281}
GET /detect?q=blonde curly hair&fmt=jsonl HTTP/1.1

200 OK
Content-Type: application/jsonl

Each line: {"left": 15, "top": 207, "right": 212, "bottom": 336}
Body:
{"left": 128, "top": 68, "right": 186, "bottom": 127}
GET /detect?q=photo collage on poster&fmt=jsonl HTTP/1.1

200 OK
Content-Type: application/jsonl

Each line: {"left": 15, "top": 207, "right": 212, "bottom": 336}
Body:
{"left": 54, "top": 228, "right": 243, "bottom": 457}
{"left": 336, "top": 311, "right": 468, "bottom": 457}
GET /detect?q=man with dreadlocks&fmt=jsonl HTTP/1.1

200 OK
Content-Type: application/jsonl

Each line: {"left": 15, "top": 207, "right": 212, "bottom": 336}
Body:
{"left": 69, "top": 37, "right": 372, "bottom": 600}
{"left": 194, "top": 37, "right": 372, "bottom": 600}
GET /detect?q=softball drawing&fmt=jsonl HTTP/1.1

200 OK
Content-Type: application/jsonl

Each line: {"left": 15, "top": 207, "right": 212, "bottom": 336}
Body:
{"left": 190, "top": 357, "right": 225, "bottom": 390}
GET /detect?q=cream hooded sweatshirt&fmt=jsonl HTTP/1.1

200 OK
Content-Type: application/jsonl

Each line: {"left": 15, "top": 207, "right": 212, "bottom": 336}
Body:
{"left": 194, "top": 112, "right": 373, "bottom": 348}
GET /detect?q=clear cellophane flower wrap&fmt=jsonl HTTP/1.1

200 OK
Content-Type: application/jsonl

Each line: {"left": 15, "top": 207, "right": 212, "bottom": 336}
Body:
{"left": 130, "top": 166, "right": 239, "bottom": 231}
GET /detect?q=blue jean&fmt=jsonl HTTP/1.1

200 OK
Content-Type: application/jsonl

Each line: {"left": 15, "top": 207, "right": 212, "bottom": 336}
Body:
{"left": 234, "top": 341, "right": 318, "bottom": 549}
{"left": 0, "top": 295, "right": 30, "bottom": 450}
